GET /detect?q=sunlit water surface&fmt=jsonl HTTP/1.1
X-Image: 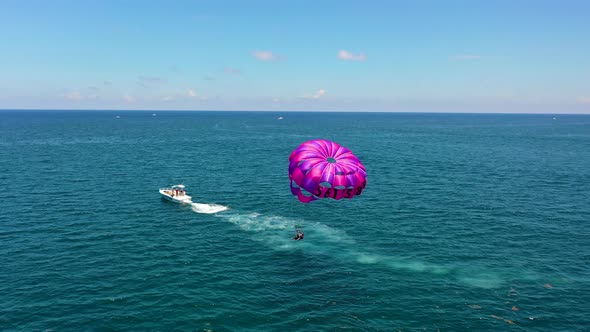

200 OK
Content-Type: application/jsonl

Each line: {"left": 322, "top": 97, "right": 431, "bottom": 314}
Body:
{"left": 0, "top": 111, "right": 588, "bottom": 331}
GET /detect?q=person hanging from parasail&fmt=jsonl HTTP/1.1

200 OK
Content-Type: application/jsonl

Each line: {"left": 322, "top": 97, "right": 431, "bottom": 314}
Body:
{"left": 288, "top": 139, "right": 367, "bottom": 240}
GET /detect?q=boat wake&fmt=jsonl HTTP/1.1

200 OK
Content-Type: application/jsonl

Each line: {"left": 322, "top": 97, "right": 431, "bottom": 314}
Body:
{"left": 210, "top": 209, "right": 514, "bottom": 289}
{"left": 214, "top": 212, "right": 308, "bottom": 250}
{"left": 191, "top": 202, "right": 229, "bottom": 214}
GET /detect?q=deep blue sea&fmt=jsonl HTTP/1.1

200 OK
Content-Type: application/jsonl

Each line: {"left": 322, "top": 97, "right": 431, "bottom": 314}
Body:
{"left": 1, "top": 110, "right": 589, "bottom": 331}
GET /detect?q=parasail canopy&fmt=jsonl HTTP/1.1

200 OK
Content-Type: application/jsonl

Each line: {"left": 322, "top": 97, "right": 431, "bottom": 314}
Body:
{"left": 288, "top": 139, "right": 366, "bottom": 203}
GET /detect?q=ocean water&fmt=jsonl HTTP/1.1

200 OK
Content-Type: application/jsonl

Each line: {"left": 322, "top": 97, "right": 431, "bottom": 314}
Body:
{"left": 0, "top": 110, "right": 588, "bottom": 331}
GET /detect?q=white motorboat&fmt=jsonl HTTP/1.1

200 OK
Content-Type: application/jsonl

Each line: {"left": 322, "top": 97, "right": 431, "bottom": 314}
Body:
{"left": 159, "top": 184, "right": 192, "bottom": 204}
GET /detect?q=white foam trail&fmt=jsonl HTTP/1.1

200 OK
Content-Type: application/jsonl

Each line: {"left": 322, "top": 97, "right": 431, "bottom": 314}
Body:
{"left": 223, "top": 213, "right": 297, "bottom": 232}
{"left": 307, "top": 221, "right": 356, "bottom": 245}
{"left": 458, "top": 272, "right": 503, "bottom": 289}
{"left": 211, "top": 210, "right": 507, "bottom": 288}
{"left": 214, "top": 212, "right": 307, "bottom": 250}
{"left": 191, "top": 202, "right": 229, "bottom": 214}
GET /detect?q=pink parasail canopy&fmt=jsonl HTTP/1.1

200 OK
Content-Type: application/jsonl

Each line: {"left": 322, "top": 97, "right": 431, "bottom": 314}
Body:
{"left": 289, "top": 139, "right": 367, "bottom": 203}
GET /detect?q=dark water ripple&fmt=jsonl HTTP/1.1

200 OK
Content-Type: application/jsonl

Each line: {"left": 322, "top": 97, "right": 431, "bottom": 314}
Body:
{"left": 1, "top": 111, "right": 589, "bottom": 331}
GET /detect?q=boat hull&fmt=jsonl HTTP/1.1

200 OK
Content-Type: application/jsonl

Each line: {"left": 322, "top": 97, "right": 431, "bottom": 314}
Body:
{"left": 159, "top": 189, "right": 192, "bottom": 204}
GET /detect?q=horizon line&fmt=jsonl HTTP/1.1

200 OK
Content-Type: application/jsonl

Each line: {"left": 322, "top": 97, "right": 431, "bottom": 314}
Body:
{"left": 1, "top": 108, "right": 589, "bottom": 115}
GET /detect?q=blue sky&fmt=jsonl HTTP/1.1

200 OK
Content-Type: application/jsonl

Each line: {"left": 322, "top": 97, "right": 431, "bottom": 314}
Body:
{"left": 0, "top": 0, "right": 589, "bottom": 113}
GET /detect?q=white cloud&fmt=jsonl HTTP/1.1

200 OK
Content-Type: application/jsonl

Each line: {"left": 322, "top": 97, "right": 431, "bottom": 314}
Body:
{"left": 577, "top": 96, "right": 590, "bottom": 104}
{"left": 304, "top": 89, "right": 327, "bottom": 99}
{"left": 186, "top": 89, "right": 208, "bottom": 100}
{"left": 452, "top": 54, "right": 483, "bottom": 60}
{"left": 123, "top": 95, "right": 135, "bottom": 102}
{"left": 313, "top": 89, "right": 326, "bottom": 99}
{"left": 253, "top": 50, "right": 279, "bottom": 61}
{"left": 338, "top": 50, "right": 367, "bottom": 61}
{"left": 64, "top": 91, "right": 83, "bottom": 101}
